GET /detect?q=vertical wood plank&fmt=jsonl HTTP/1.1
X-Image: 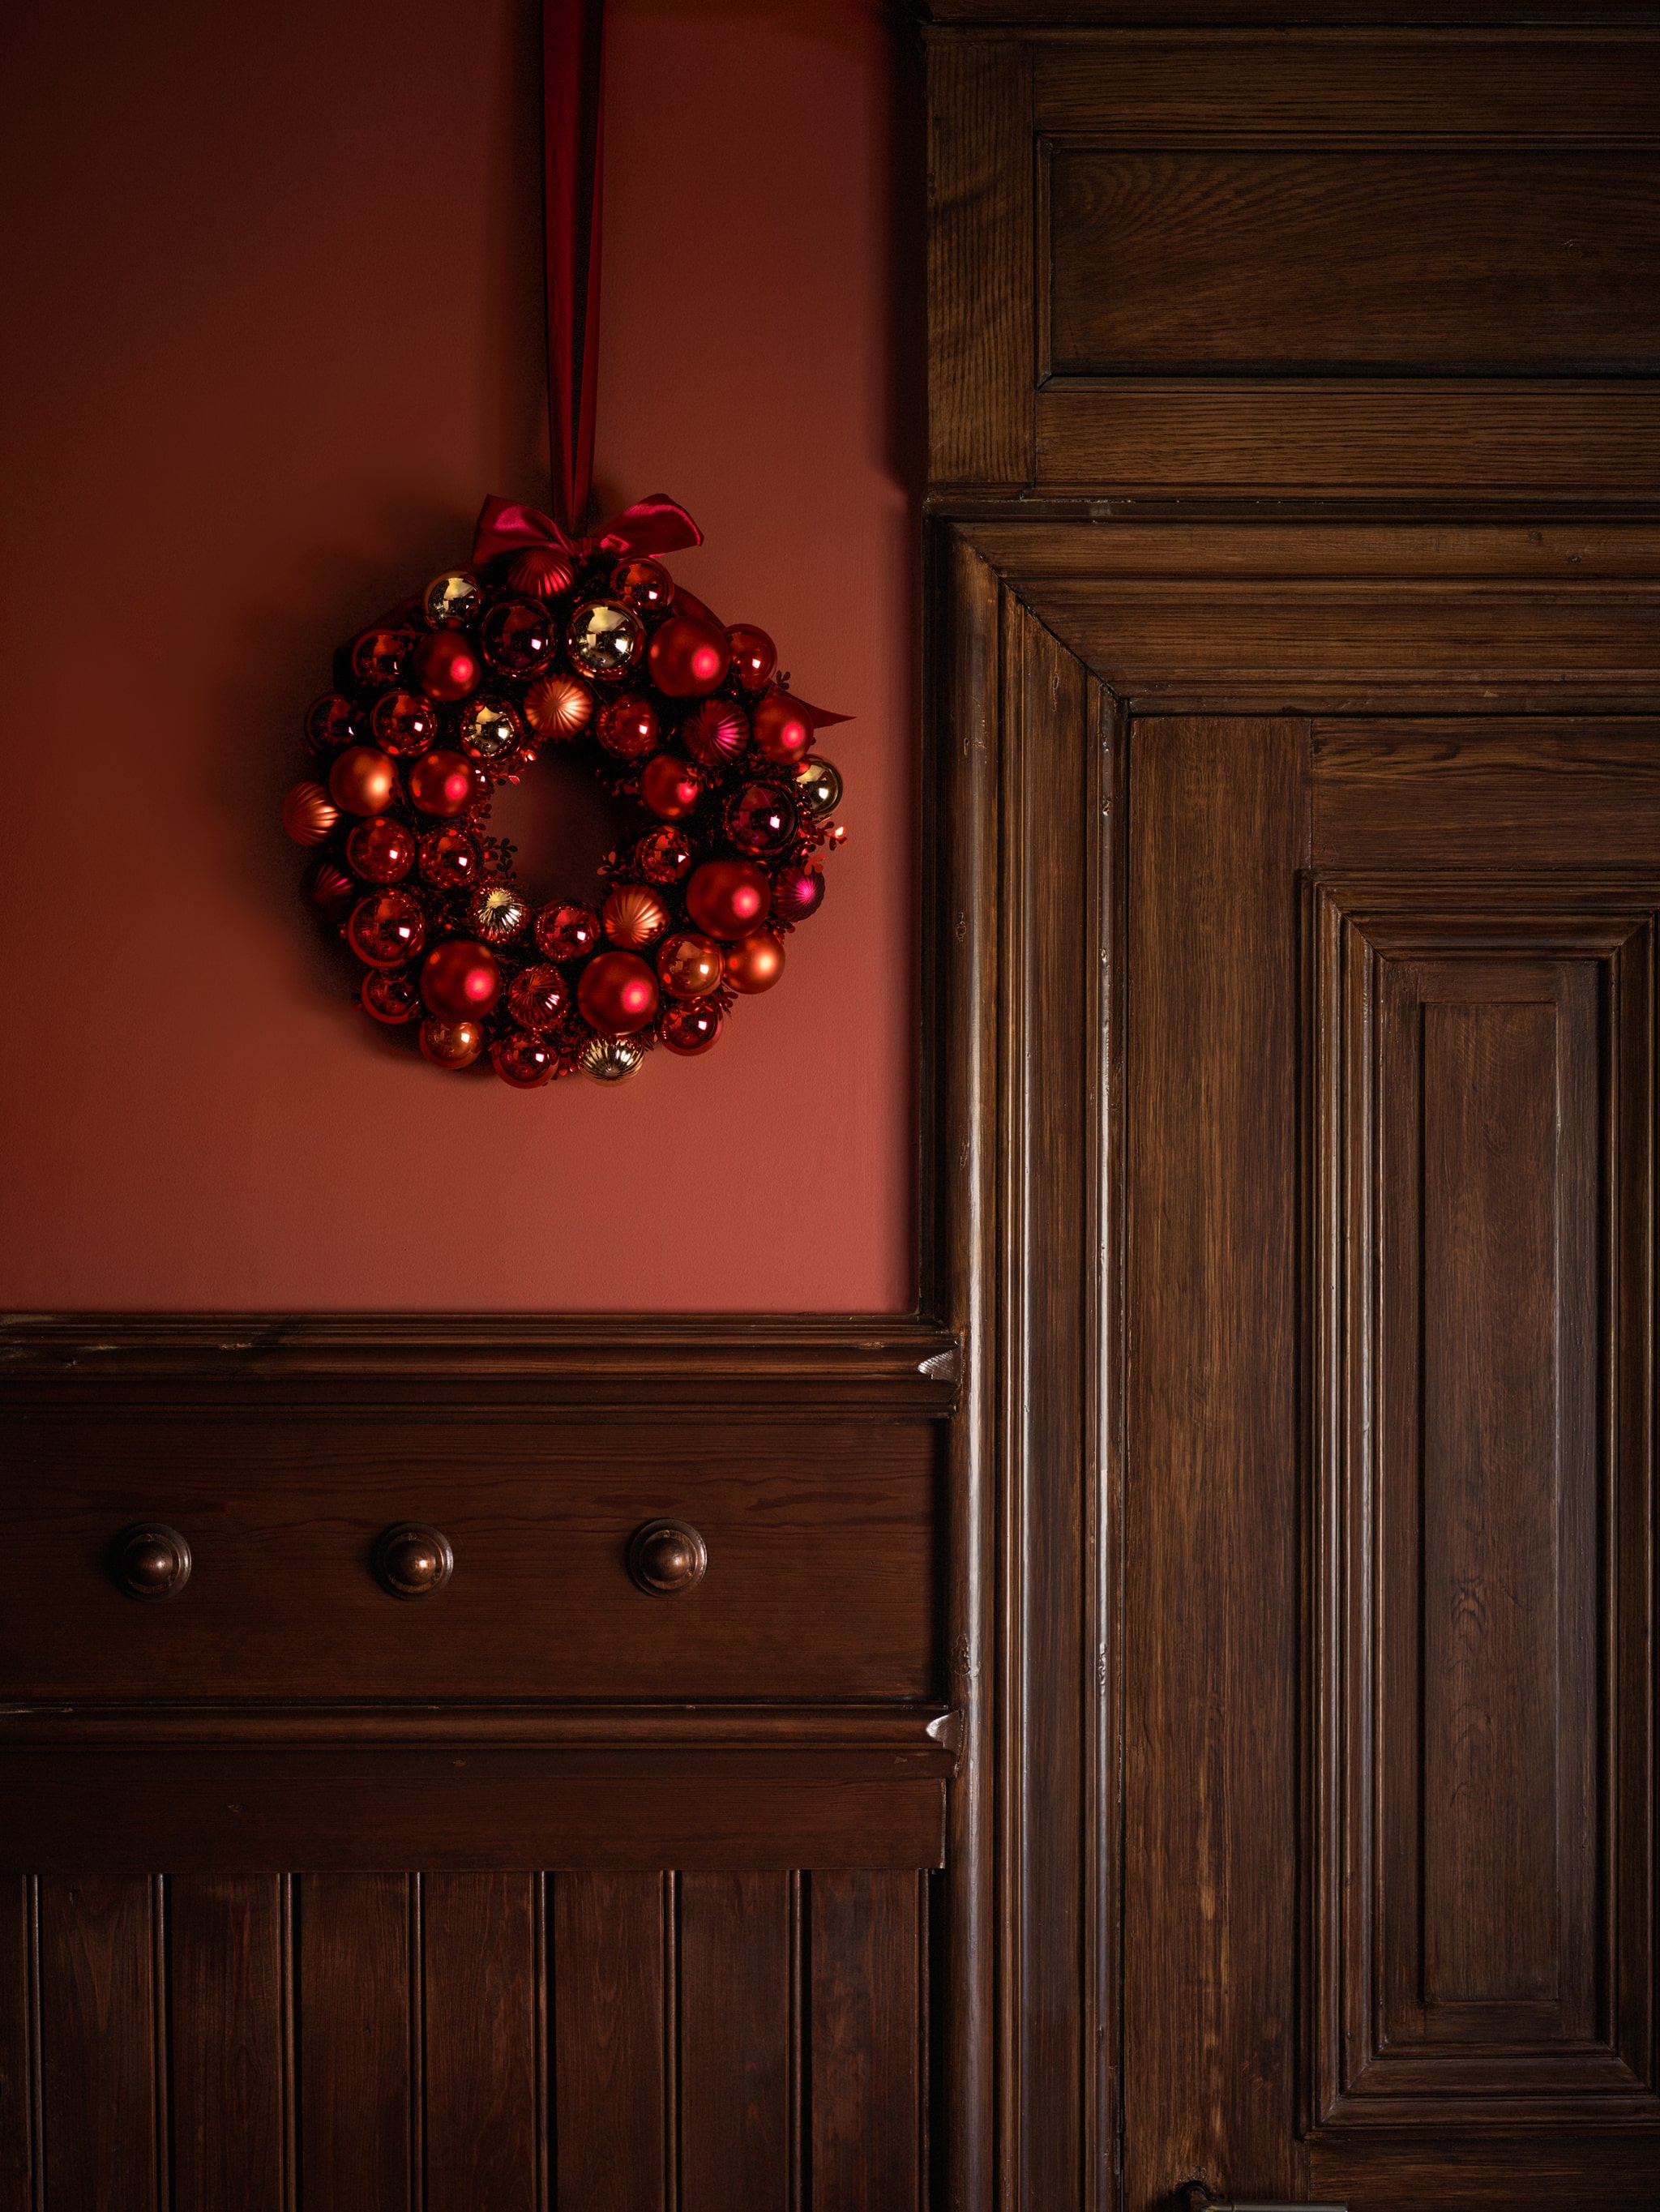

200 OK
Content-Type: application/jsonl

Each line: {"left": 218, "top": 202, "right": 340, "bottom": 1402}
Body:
{"left": 0, "top": 1878, "right": 34, "bottom": 2212}
{"left": 678, "top": 1873, "right": 789, "bottom": 2211}
{"left": 422, "top": 1872, "right": 540, "bottom": 2212}
{"left": 553, "top": 1872, "right": 666, "bottom": 2212}
{"left": 169, "top": 1876, "right": 285, "bottom": 2212}
{"left": 297, "top": 1873, "right": 411, "bottom": 2212}
{"left": 810, "top": 1871, "right": 922, "bottom": 2212}
{"left": 37, "top": 1874, "right": 158, "bottom": 2211}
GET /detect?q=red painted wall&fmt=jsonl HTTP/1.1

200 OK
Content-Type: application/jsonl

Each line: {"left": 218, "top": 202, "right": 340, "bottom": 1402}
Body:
{"left": 0, "top": 0, "right": 917, "bottom": 1311}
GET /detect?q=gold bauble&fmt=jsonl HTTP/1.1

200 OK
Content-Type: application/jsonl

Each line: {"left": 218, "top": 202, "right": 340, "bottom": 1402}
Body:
{"left": 580, "top": 1035, "right": 644, "bottom": 1085}
{"left": 567, "top": 599, "right": 644, "bottom": 678}
{"left": 468, "top": 881, "right": 529, "bottom": 944}
{"left": 794, "top": 755, "right": 843, "bottom": 818}
{"left": 422, "top": 570, "right": 482, "bottom": 627}
{"left": 457, "top": 695, "right": 522, "bottom": 763}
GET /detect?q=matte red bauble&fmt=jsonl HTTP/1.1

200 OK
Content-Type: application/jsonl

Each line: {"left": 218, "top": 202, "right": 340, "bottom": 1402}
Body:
{"left": 657, "top": 931, "right": 723, "bottom": 999}
{"left": 507, "top": 963, "right": 568, "bottom": 1033}
{"left": 508, "top": 548, "right": 575, "bottom": 599}
{"left": 534, "top": 901, "right": 602, "bottom": 963}
{"left": 328, "top": 746, "right": 398, "bottom": 816}
{"left": 409, "top": 750, "right": 483, "bottom": 816}
{"left": 723, "top": 779, "right": 798, "bottom": 858}
{"left": 492, "top": 1032, "right": 558, "bottom": 1088}
{"left": 467, "top": 882, "right": 528, "bottom": 945}
{"left": 598, "top": 694, "right": 659, "bottom": 760}
{"left": 421, "top": 571, "right": 482, "bottom": 627}
{"left": 723, "top": 927, "right": 785, "bottom": 995}
{"left": 419, "top": 1017, "right": 486, "bottom": 1068}
{"left": 659, "top": 1001, "right": 722, "bottom": 1056}
{"left": 647, "top": 614, "right": 729, "bottom": 698}
{"left": 410, "top": 630, "right": 481, "bottom": 702}
{"left": 725, "top": 625, "right": 777, "bottom": 695}
{"left": 524, "top": 673, "right": 593, "bottom": 740}
{"left": 601, "top": 884, "right": 669, "bottom": 950}
{"left": 348, "top": 817, "right": 416, "bottom": 884}
{"left": 611, "top": 557, "right": 674, "bottom": 616}
{"left": 306, "top": 692, "right": 357, "bottom": 751}
{"left": 282, "top": 781, "right": 339, "bottom": 846}
{"left": 639, "top": 755, "right": 702, "bottom": 820}
{"left": 350, "top": 627, "right": 408, "bottom": 688}
{"left": 771, "top": 861, "right": 825, "bottom": 926}
{"left": 419, "top": 828, "right": 481, "bottom": 889}
{"left": 682, "top": 696, "right": 749, "bottom": 768}
{"left": 567, "top": 600, "right": 644, "bottom": 678}
{"left": 348, "top": 892, "right": 426, "bottom": 969}
{"left": 308, "top": 859, "right": 356, "bottom": 915}
{"left": 370, "top": 689, "right": 441, "bottom": 756}
{"left": 685, "top": 858, "right": 771, "bottom": 939}
{"left": 481, "top": 597, "right": 558, "bottom": 678}
{"left": 456, "top": 698, "right": 522, "bottom": 764}
{"left": 421, "top": 939, "right": 502, "bottom": 1020}
{"left": 635, "top": 827, "right": 693, "bottom": 883}
{"left": 361, "top": 969, "right": 421, "bottom": 1024}
{"left": 751, "top": 690, "right": 815, "bottom": 768}
{"left": 577, "top": 949, "right": 659, "bottom": 1036}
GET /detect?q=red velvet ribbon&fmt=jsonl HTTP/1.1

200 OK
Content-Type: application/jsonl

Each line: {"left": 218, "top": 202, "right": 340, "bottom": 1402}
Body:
{"left": 543, "top": 0, "right": 605, "bottom": 537}
{"left": 472, "top": 490, "right": 703, "bottom": 569}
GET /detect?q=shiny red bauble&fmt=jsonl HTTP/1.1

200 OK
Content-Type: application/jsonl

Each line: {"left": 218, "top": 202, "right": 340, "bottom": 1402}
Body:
{"left": 647, "top": 614, "right": 729, "bottom": 698}
{"left": 725, "top": 625, "right": 777, "bottom": 695}
{"left": 347, "top": 817, "right": 416, "bottom": 884}
{"left": 751, "top": 691, "right": 815, "bottom": 768}
{"left": 370, "top": 689, "right": 441, "bottom": 756}
{"left": 723, "top": 927, "right": 785, "bottom": 995}
{"left": 408, "top": 750, "right": 484, "bottom": 817}
{"left": 576, "top": 950, "right": 659, "bottom": 1037}
{"left": 361, "top": 969, "right": 421, "bottom": 1024}
{"left": 657, "top": 931, "right": 724, "bottom": 999}
{"left": 419, "top": 828, "right": 481, "bottom": 889}
{"left": 723, "top": 779, "right": 798, "bottom": 858}
{"left": 635, "top": 827, "right": 694, "bottom": 884}
{"left": 410, "top": 630, "right": 481, "bottom": 702}
{"left": 481, "top": 596, "right": 558, "bottom": 679}
{"left": 348, "top": 892, "right": 426, "bottom": 969}
{"left": 771, "top": 861, "right": 826, "bottom": 926}
{"left": 419, "top": 1017, "right": 486, "bottom": 1069}
{"left": 685, "top": 858, "right": 771, "bottom": 939}
{"left": 306, "top": 692, "right": 357, "bottom": 750}
{"left": 420, "top": 939, "right": 503, "bottom": 1020}
{"left": 534, "top": 902, "right": 602, "bottom": 963}
{"left": 682, "top": 696, "right": 749, "bottom": 769}
{"left": 350, "top": 627, "right": 409, "bottom": 689}
{"left": 597, "top": 693, "right": 660, "bottom": 761}
{"left": 491, "top": 1032, "right": 558, "bottom": 1089}
{"left": 659, "top": 1001, "right": 722, "bottom": 1056}
{"left": 508, "top": 547, "right": 575, "bottom": 599}
{"left": 506, "top": 964, "right": 569, "bottom": 1033}
{"left": 639, "top": 755, "right": 702, "bottom": 820}
{"left": 611, "top": 557, "right": 674, "bottom": 617}
{"left": 327, "top": 745, "right": 398, "bottom": 816}
{"left": 282, "top": 780, "right": 339, "bottom": 846}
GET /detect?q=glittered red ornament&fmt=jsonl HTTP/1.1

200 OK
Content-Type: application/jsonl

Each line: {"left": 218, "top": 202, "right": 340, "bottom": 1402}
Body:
{"left": 577, "top": 950, "right": 659, "bottom": 1037}
{"left": 507, "top": 963, "right": 569, "bottom": 1033}
{"left": 725, "top": 625, "right": 777, "bottom": 695}
{"left": 492, "top": 1032, "right": 558, "bottom": 1089}
{"left": 648, "top": 614, "right": 730, "bottom": 698}
{"left": 598, "top": 693, "right": 660, "bottom": 761}
{"left": 348, "top": 892, "right": 426, "bottom": 969}
{"left": 419, "top": 1017, "right": 486, "bottom": 1068}
{"left": 419, "top": 828, "right": 481, "bottom": 889}
{"left": 308, "top": 859, "right": 356, "bottom": 916}
{"left": 524, "top": 674, "right": 593, "bottom": 741}
{"left": 659, "top": 1001, "right": 722, "bottom": 1056}
{"left": 635, "top": 827, "right": 694, "bottom": 884}
{"left": 421, "top": 939, "right": 503, "bottom": 1020}
{"left": 602, "top": 883, "right": 670, "bottom": 950}
{"left": 480, "top": 597, "right": 558, "bottom": 679}
{"left": 685, "top": 858, "right": 771, "bottom": 940}
{"left": 771, "top": 861, "right": 826, "bottom": 926}
{"left": 328, "top": 746, "right": 398, "bottom": 817}
{"left": 611, "top": 557, "right": 674, "bottom": 617}
{"left": 534, "top": 901, "right": 602, "bottom": 963}
{"left": 350, "top": 627, "right": 409, "bottom": 689}
{"left": 723, "top": 927, "right": 785, "bottom": 994}
{"left": 509, "top": 547, "right": 576, "bottom": 599}
{"left": 657, "top": 931, "right": 723, "bottom": 999}
{"left": 682, "top": 696, "right": 749, "bottom": 769}
{"left": 410, "top": 629, "right": 481, "bottom": 702}
{"left": 370, "top": 689, "right": 442, "bottom": 756}
{"left": 723, "top": 779, "right": 798, "bottom": 858}
{"left": 282, "top": 780, "right": 339, "bottom": 846}
{"left": 751, "top": 691, "right": 815, "bottom": 768}
{"left": 348, "top": 817, "right": 416, "bottom": 884}
{"left": 409, "top": 750, "right": 484, "bottom": 817}
{"left": 361, "top": 969, "right": 421, "bottom": 1024}
{"left": 306, "top": 693, "right": 357, "bottom": 751}
{"left": 639, "top": 755, "right": 702, "bottom": 820}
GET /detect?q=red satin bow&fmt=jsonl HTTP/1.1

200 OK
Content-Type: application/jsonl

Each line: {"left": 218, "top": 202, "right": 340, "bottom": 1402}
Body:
{"left": 472, "top": 491, "right": 703, "bottom": 570}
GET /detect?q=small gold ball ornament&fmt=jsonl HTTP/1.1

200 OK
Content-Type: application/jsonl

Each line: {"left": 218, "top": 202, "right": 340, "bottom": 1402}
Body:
{"left": 422, "top": 570, "right": 482, "bottom": 627}
{"left": 567, "top": 600, "right": 644, "bottom": 679}
{"left": 468, "top": 882, "right": 529, "bottom": 944}
{"left": 580, "top": 1035, "right": 644, "bottom": 1085}
{"left": 457, "top": 696, "right": 523, "bottom": 763}
{"left": 794, "top": 756, "right": 843, "bottom": 818}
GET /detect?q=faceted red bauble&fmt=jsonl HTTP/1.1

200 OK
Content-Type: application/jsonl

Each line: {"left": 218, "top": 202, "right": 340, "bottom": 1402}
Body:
{"left": 492, "top": 1032, "right": 558, "bottom": 1089}
{"left": 771, "top": 862, "right": 826, "bottom": 926}
{"left": 328, "top": 746, "right": 397, "bottom": 816}
{"left": 611, "top": 558, "right": 674, "bottom": 617}
{"left": 725, "top": 625, "right": 777, "bottom": 695}
{"left": 508, "top": 548, "right": 575, "bottom": 599}
{"left": 602, "top": 884, "right": 669, "bottom": 951}
{"left": 420, "top": 939, "right": 502, "bottom": 1020}
{"left": 639, "top": 755, "right": 702, "bottom": 820}
{"left": 419, "top": 1017, "right": 486, "bottom": 1069}
{"left": 635, "top": 827, "right": 693, "bottom": 884}
{"left": 534, "top": 901, "right": 602, "bottom": 963}
{"left": 682, "top": 696, "right": 749, "bottom": 768}
{"left": 524, "top": 674, "right": 593, "bottom": 740}
{"left": 361, "top": 969, "right": 421, "bottom": 1024}
{"left": 408, "top": 750, "right": 483, "bottom": 817}
{"left": 685, "top": 858, "right": 771, "bottom": 939}
{"left": 723, "top": 927, "right": 785, "bottom": 995}
{"left": 657, "top": 931, "right": 723, "bottom": 999}
{"left": 598, "top": 693, "right": 659, "bottom": 761}
{"left": 370, "top": 689, "right": 441, "bottom": 756}
{"left": 577, "top": 950, "right": 660, "bottom": 1037}
{"left": 723, "top": 779, "right": 798, "bottom": 858}
{"left": 419, "top": 828, "right": 480, "bottom": 889}
{"left": 306, "top": 693, "right": 357, "bottom": 751}
{"left": 481, "top": 597, "right": 558, "bottom": 679}
{"left": 282, "top": 780, "right": 339, "bottom": 846}
{"left": 348, "top": 892, "right": 426, "bottom": 969}
{"left": 350, "top": 627, "right": 408, "bottom": 689}
{"left": 648, "top": 614, "right": 730, "bottom": 698}
{"left": 410, "top": 630, "right": 481, "bottom": 702}
{"left": 751, "top": 691, "right": 815, "bottom": 768}
{"left": 506, "top": 964, "right": 569, "bottom": 1033}
{"left": 348, "top": 817, "right": 416, "bottom": 884}
{"left": 659, "top": 1001, "right": 722, "bottom": 1056}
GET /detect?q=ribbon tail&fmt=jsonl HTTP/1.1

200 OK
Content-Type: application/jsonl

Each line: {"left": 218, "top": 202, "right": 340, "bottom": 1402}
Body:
{"left": 793, "top": 695, "right": 853, "bottom": 729}
{"left": 670, "top": 582, "right": 722, "bottom": 627}
{"left": 597, "top": 494, "right": 705, "bottom": 561}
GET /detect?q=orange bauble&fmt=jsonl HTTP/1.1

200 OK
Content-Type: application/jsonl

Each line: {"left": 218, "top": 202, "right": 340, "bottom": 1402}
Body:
{"left": 602, "top": 884, "right": 670, "bottom": 950}
{"left": 685, "top": 858, "right": 771, "bottom": 940}
{"left": 576, "top": 950, "right": 660, "bottom": 1037}
{"left": 524, "top": 674, "right": 593, "bottom": 740}
{"left": 419, "top": 1018, "right": 486, "bottom": 1069}
{"left": 723, "top": 928, "right": 785, "bottom": 995}
{"left": 657, "top": 931, "right": 724, "bottom": 999}
{"left": 647, "top": 614, "right": 730, "bottom": 698}
{"left": 282, "top": 780, "right": 339, "bottom": 846}
{"left": 327, "top": 746, "right": 397, "bottom": 817}
{"left": 408, "top": 750, "right": 484, "bottom": 817}
{"left": 420, "top": 939, "right": 502, "bottom": 1020}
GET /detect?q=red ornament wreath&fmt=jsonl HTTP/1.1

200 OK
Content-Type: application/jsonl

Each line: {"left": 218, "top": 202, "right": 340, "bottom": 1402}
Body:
{"left": 283, "top": 494, "right": 848, "bottom": 1087}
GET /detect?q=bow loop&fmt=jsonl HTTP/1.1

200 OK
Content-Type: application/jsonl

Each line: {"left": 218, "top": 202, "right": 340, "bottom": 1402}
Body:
{"left": 472, "top": 491, "right": 702, "bottom": 573}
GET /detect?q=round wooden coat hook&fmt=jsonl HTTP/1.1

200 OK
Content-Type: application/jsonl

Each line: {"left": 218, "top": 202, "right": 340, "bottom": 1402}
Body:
{"left": 374, "top": 1522, "right": 455, "bottom": 1599}
{"left": 627, "top": 1519, "right": 708, "bottom": 1596}
{"left": 113, "top": 1522, "right": 193, "bottom": 1601}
